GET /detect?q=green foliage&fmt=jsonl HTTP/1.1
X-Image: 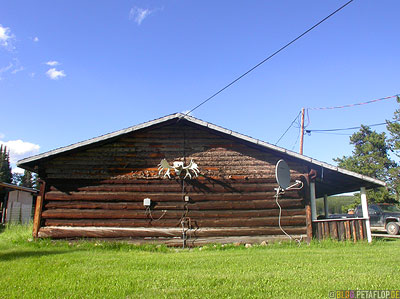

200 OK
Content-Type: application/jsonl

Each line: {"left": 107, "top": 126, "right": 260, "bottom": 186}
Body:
{"left": 0, "top": 145, "right": 12, "bottom": 183}
{"left": 316, "top": 196, "right": 357, "bottom": 215}
{"left": 334, "top": 125, "right": 393, "bottom": 179}
{"left": 387, "top": 96, "right": 400, "bottom": 157}
{"left": 386, "top": 96, "right": 400, "bottom": 200}
{"left": 334, "top": 125, "right": 395, "bottom": 203}
{"left": 32, "top": 173, "right": 40, "bottom": 189}
{"left": 1, "top": 225, "right": 400, "bottom": 298}
{"left": 20, "top": 170, "right": 33, "bottom": 188}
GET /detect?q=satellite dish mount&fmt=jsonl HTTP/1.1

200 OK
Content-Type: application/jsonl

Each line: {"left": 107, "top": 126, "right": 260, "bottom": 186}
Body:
{"left": 274, "top": 159, "right": 304, "bottom": 244}
{"left": 275, "top": 159, "right": 303, "bottom": 194}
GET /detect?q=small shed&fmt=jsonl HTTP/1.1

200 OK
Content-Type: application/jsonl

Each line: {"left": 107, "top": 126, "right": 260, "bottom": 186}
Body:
{"left": 17, "top": 113, "right": 385, "bottom": 245}
{"left": 0, "top": 182, "right": 38, "bottom": 224}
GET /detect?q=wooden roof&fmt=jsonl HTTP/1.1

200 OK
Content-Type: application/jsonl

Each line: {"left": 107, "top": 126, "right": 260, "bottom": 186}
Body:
{"left": 17, "top": 113, "right": 385, "bottom": 197}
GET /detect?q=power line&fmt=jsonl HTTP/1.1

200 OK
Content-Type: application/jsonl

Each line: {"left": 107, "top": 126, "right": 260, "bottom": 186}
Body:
{"left": 291, "top": 126, "right": 302, "bottom": 150}
{"left": 308, "top": 131, "right": 353, "bottom": 136}
{"left": 308, "top": 94, "right": 399, "bottom": 110}
{"left": 306, "top": 121, "right": 397, "bottom": 133}
{"left": 183, "top": 0, "right": 355, "bottom": 116}
{"left": 275, "top": 111, "right": 301, "bottom": 145}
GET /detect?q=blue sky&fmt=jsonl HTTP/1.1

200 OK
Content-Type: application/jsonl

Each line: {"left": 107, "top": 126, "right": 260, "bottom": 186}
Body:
{"left": 1, "top": 1, "right": 399, "bottom": 173}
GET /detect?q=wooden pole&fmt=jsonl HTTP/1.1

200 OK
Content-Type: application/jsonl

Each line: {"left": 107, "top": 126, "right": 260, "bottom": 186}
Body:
{"left": 299, "top": 108, "right": 305, "bottom": 155}
{"left": 310, "top": 181, "right": 317, "bottom": 221}
{"left": 324, "top": 194, "right": 329, "bottom": 218}
{"left": 33, "top": 180, "right": 46, "bottom": 238}
{"left": 360, "top": 187, "right": 372, "bottom": 243}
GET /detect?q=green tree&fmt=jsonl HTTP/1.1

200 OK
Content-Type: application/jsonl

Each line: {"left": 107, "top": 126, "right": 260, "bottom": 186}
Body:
{"left": 386, "top": 96, "right": 400, "bottom": 200}
{"left": 32, "top": 173, "right": 40, "bottom": 189}
{"left": 334, "top": 125, "right": 394, "bottom": 203}
{"left": 0, "top": 145, "right": 12, "bottom": 183}
{"left": 20, "top": 170, "right": 33, "bottom": 188}
{"left": 387, "top": 96, "right": 400, "bottom": 153}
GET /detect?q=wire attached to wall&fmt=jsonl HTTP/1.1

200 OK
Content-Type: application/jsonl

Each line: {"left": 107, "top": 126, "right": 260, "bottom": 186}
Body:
{"left": 145, "top": 207, "right": 167, "bottom": 222}
{"left": 274, "top": 183, "right": 303, "bottom": 246}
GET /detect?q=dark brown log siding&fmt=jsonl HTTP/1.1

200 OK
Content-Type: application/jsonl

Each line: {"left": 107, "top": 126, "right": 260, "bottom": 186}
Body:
{"left": 38, "top": 122, "right": 308, "bottom": 242}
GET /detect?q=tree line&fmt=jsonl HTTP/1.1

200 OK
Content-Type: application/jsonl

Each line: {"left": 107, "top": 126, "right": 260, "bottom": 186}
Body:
{"left": 0, "top": 145, "right": 38, "bottom": 188}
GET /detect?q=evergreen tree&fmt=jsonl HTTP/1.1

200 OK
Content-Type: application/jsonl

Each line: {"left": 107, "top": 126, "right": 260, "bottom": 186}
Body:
{"left": 334, "top": 125, "right": 395, "bottom": 203}
{"left": 20, "top": 170, "right": 33, "bottom": 188}
{"left": 386, "top": 96, "right": 400, "bottom": 200}
{"left": 32, "top": 173, "right": 39, "bottom": 189}
{"left": 0, "top": 145, "right": 12, "bottom": 183}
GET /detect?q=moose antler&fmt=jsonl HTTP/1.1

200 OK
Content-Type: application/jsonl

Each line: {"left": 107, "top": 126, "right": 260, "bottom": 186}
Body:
{"left": 158, "top": 159, "right": 173, "bottom": 178}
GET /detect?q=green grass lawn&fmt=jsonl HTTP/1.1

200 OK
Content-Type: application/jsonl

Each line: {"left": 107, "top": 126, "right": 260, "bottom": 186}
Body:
{"left": 1, "top": 224, "right": 399, "bottom": 298}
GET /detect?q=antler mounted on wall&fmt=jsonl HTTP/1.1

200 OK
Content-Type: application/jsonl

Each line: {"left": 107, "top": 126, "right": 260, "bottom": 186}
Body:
{"left": 158, "top": 159, "right": 200, "bottom": 179}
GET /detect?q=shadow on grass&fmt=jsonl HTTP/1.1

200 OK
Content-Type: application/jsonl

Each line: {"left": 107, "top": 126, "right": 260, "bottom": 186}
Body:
{"left": 373, "top": 237, "right": 398, "bottom": 242}
{"left": 0, "top": 249, "right": 75, "bottom": 261}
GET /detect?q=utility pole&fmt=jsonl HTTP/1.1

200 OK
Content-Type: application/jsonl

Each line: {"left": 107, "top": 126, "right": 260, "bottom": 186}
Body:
{"left": 299, "top": 108, "right": 305, "bottom": 155}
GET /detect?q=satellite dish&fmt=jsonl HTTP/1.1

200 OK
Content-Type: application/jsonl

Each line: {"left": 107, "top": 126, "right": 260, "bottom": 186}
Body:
{"left": 275, "top": 159, "right": 291, "bottom": 189}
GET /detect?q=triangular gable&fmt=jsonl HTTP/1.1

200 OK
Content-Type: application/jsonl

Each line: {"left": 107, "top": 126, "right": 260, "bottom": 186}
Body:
{"left": 17, "top": 112, "right": 385, "bottom": 196}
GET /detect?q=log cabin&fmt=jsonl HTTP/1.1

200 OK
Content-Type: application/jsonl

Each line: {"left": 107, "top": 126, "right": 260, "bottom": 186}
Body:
{"left": 17, "top": 113, "right": 385, "bottom": 245}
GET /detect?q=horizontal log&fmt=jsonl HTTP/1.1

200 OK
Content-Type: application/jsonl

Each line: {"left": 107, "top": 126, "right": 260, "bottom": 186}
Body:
{"left": 46, "top": 183, "right": 284, "bottom": 194}
{"left": 47, "top": 177, "right": 296, "bottom": 187}
{"left": 44, "top": 216, "right": 306, "bottom": 228}
{"left": 44, "top": 162, "right": 296, "bottom": 172}
{"left": 45, "top": 171, "right": 304, "bottom": 180}
{"left": 47, "top": 182, "right": 299, "bottom": 193}
{"left": 43, "top": 200, "right": 304, "bottom": 211}
{"left": 45, "top": 169, "right": 286, "bottom": 178}
{"left": 38, "top": 226, "right": 306, "bottom": 239}
{"left": 44, "top": 192, "right": 302, "bottom": 201}
{"left": 46, "top": 156, "right": 279, "bottom": 166}
{"left": 41, "top": 208, "right": 305, "bottom": 219}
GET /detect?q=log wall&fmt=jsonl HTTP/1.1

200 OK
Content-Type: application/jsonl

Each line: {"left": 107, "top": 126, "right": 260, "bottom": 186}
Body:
{"left": 37, "top": 121, "right": 308, "bottom": 244}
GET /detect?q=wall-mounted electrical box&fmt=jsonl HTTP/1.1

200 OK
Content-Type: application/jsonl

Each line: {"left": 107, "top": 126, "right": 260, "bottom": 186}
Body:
{"left": 184, "top": 195, "right": 190, "bottom": 202}
{"left": 143, "top": 198, "right": 151, "bottom": 207}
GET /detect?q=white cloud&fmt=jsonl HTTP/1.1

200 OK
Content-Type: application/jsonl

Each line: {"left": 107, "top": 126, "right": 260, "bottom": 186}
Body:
{"left": 46, "top": 60, "right": 59, "bottom": 66}
{"left": 0, "top": 59, "right": 23, "bottom": 79}
{"left": 0, "top": 139, "right": 40, "bottom": 164}
{"left": 0, "top": 62, "right": 13, "bottom": 74}
{"left": 11, "top": 66, "right": 24, "bottom": 74}
{"left": 12, "top": 167, "right": 25, "bottom": 174}
{"left": 46, "top": 68, "right": 66, "bottom": 80}
{"left": 129, "top": 7, "right": 153, "bottom": 25}
{"left": 0, "top": 133, "right": 5, "bottom": 139}
{"left": 0, "top": 24, "right": 15, "bottom": 50}
{"left": 33, "top": 36, "right": 39, "bottom": 42}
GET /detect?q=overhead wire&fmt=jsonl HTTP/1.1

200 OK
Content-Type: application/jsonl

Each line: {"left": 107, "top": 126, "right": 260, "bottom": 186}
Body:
{"left": 183, "top": 0, "right": 355, "bottom": 117}
{"left": 275, "top": 111, "right": 301, "bottom": 145}
{"left": 291, "top": 126, "right": 302, "bottom": 150}
{"left": 307, "top": 131, "right": 353, "bottom": 136}
{"left": 308, "top": 94, "right": 399, "bottom": 110}
{"left": 306, "top": 121, "right": 394, "bottom": 133}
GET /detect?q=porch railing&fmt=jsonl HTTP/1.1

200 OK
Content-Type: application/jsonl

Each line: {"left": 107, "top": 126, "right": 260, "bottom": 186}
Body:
{"left": 312, "top": 218, "right": 368, "bottom": 241}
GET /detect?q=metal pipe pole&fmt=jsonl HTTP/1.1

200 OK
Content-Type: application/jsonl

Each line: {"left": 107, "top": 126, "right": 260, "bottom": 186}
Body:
{"left": 299, "top": 108, "right": 305, "bottom": 155}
